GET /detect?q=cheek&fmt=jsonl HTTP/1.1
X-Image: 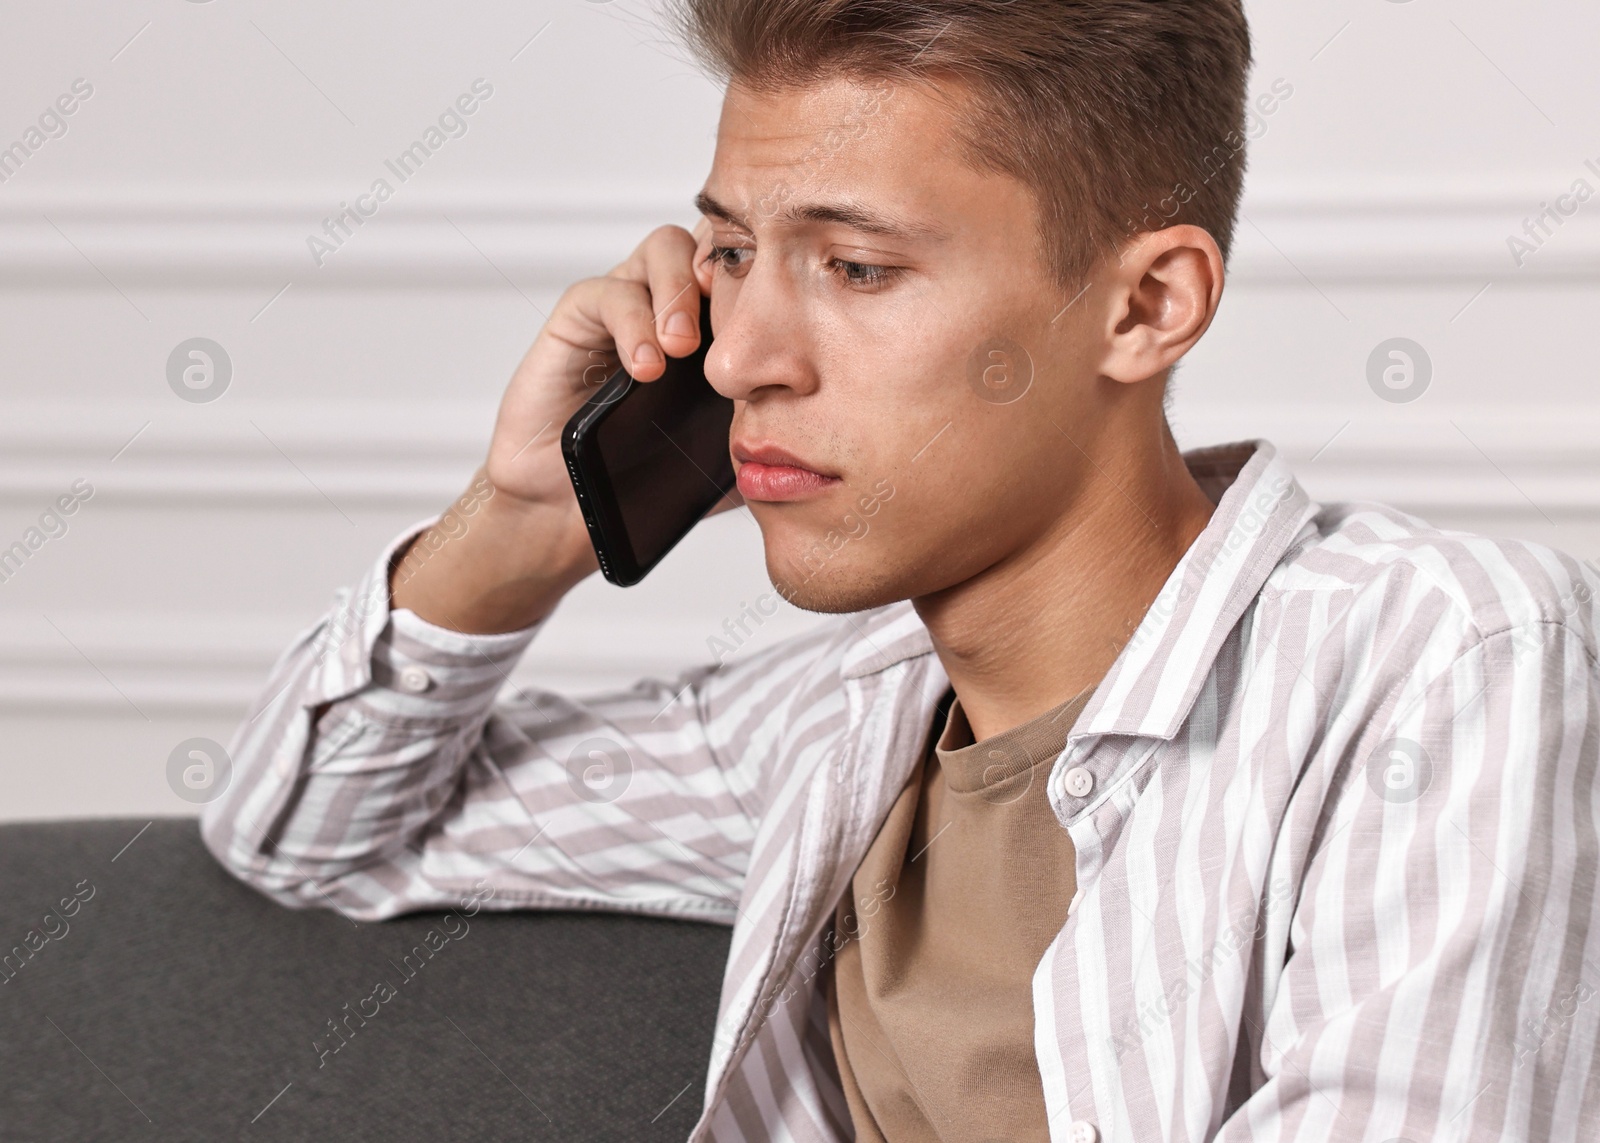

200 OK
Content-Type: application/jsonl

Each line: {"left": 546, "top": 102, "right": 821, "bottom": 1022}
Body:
{"left": 896, "top": 408, "right": 1064, "bottom": 546}
{"left": 755, "top": 315, "right": 1060, "bottom": 598}
{"left": 832, "top": 354, "right": 964, "bottom": 479}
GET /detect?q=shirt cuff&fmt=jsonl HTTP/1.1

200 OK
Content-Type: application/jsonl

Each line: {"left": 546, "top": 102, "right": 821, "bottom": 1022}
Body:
{"left": 301, "top": 516, "right": 544, "bottom": 711}
{"left": 369, "top": 606, "right": 541, "bottom": 718}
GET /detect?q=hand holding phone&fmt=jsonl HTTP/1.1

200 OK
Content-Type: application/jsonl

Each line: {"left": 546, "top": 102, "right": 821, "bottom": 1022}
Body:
{"left": 563, "top": 291, "right": 736, "bottom": 585}
{"left": 392, "top": 222, "right": 722, "bottom": 632}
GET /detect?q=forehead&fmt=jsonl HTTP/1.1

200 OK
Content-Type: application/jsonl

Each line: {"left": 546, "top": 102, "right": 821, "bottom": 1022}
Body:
{"left": 701, "top": 75, "right": 997, "bottom": 234}
{"left": 714, "top": 75, "right": 932, "bottom": 159}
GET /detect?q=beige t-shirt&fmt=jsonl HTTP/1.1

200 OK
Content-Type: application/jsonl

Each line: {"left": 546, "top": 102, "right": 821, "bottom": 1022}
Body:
{"left": 824, "top": 684, "right": 1093, "bottom": 1142}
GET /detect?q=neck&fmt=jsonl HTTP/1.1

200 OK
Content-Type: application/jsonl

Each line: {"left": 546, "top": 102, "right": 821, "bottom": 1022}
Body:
{"left": 913, "top": 420, "right": 1217, "bottom": 742}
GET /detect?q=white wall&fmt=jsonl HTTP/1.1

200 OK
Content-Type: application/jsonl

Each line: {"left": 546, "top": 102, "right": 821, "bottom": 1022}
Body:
{"left": 2, "top": 0, "right": 1597, "bottom": 821}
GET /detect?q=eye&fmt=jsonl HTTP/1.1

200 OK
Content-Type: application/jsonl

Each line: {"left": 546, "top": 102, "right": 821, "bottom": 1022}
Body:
{"left": 704, "top": 244, "right": 752, "bottom": 274}
{"left": 828, "top": 257, "right": 901, "bottom": 289}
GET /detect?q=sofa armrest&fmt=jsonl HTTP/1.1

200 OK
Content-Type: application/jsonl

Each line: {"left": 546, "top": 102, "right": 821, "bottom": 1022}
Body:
{"left": 0, "top": 819, "right": 729, "bottom": 1141}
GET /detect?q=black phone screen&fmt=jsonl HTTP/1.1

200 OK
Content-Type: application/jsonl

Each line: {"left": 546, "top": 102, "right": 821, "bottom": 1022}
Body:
{"left": 593, "top": 348, "right": 735, "bottom": 568}
{"left": 563, "top": 291, "right": 736, "bottom": 584}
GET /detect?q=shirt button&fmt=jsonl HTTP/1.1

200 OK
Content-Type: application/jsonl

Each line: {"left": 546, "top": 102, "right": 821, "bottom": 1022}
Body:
{"left": 1071, "top": 1121, "right": 1099, "bottom": 1143}
{"left": 397, "top": 665, "right": 432, "bottom": 694}
{"left": 1064, "top": 766, "right": 1094, "bottom": 798}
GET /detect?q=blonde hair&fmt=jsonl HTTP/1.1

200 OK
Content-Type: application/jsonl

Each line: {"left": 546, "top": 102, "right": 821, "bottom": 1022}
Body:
{"left": 668, "top": 0, "right": 1253, "bottom": 290}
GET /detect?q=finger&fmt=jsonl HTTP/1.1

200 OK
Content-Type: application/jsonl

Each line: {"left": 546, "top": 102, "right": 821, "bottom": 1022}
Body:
{"left": 562, "top": 275, "right": 670, "bottom": 383}
{"left": 692, "top": 217, "right": 716, "bottom": 296}
{"left": 637, "top": 226, "right": 703, "bottom": 359}
{"left": 607, "top": 222, "right": 693, "bottom": 289}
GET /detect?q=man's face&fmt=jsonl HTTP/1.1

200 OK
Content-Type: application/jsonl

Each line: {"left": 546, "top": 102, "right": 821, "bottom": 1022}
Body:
{"left": 698, "top": 76, "right": 1111, "bottom": 613}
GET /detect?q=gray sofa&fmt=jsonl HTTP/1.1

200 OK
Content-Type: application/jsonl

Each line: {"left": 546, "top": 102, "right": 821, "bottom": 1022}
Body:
{"left": 0, "top": 819, "right": 730, "bottom": 1141}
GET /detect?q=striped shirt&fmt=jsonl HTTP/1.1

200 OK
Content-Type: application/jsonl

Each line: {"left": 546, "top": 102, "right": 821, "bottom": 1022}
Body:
{"left": 202, "top": 438, "right": 1600, "bottom": 1141}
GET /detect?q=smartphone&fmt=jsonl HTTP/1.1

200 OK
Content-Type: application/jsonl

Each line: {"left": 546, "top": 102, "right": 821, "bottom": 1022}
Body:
{"left": 561, "top": 292, "right": 735, "bottom": 586}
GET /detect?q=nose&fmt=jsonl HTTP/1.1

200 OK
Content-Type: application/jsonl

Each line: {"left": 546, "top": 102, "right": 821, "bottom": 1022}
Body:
{"left": 704, "top": 270, "right": 819, "bottom": 403}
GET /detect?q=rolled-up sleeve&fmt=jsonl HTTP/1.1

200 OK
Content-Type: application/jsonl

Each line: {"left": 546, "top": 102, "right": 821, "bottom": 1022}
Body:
{"left": 201, "top": 520, "right": 815, "bottom": 924}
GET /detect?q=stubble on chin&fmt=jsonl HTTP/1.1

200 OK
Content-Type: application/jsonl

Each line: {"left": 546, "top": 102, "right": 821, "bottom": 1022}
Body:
{"left": 767, "top": 557, "right": 905, "bottom": 616}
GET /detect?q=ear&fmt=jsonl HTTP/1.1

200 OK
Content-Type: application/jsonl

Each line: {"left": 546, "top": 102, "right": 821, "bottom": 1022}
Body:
{"left": 1095, "top": 225, "right": 1224, "bottom": 385}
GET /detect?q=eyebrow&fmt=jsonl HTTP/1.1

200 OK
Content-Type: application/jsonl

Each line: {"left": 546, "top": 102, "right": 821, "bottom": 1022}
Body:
{"left": 694, "top": 190, "right": 947, "bottom": 243}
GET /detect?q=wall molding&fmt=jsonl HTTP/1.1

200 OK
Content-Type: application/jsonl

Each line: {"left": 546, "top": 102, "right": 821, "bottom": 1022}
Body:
{"left": 5, "top": 180, "right": 1599, "bottom": 720}
{"left": 0, "top": 608, "right": 741, "bottom": 717}
{"left": 1, "top": 181, "right": 1598, "bottom": 287}
{"left": 3, "top": 398, "right": 1598, "bottom": 717}
{"left": 2, "top": 400, "right": 1597, "bottom": 512}
{"left": 0, "top": 402, "right": 488, "bottom": 508}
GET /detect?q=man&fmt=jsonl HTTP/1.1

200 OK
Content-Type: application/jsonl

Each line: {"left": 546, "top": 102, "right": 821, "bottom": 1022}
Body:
{"left": 203, "top": 1, "right": 1600, "bottom": 1139}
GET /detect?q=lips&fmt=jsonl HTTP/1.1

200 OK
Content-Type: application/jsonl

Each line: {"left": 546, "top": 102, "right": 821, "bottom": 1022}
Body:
{"left": 732, "top": 442, "right": 840, "bottom": 502}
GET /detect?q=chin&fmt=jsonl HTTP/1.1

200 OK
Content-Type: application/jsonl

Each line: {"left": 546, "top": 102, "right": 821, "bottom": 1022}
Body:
{"left": 765, "top": 550, "right": 907, "bottom": 615}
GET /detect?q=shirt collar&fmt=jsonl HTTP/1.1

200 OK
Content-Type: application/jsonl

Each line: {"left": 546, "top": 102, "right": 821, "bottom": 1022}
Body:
{"left": 1071, "top": 438, "right": 1316, "bottom": 742}
{"left": 838, "top": 439, "right": 1319, "bottom": 743}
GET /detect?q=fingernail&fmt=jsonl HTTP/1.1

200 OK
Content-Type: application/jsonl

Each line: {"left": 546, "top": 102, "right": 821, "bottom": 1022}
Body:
{"left": 664, "top": 309, "right": 695, "bottom": 337}
{"left": 632, "top": 343, "right": 662, "bottom": 369}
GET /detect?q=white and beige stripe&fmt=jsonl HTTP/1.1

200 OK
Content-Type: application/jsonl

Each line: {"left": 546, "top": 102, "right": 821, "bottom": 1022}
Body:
{"left": 204, "top": 438, "right": 1600, "bottom": 1141}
